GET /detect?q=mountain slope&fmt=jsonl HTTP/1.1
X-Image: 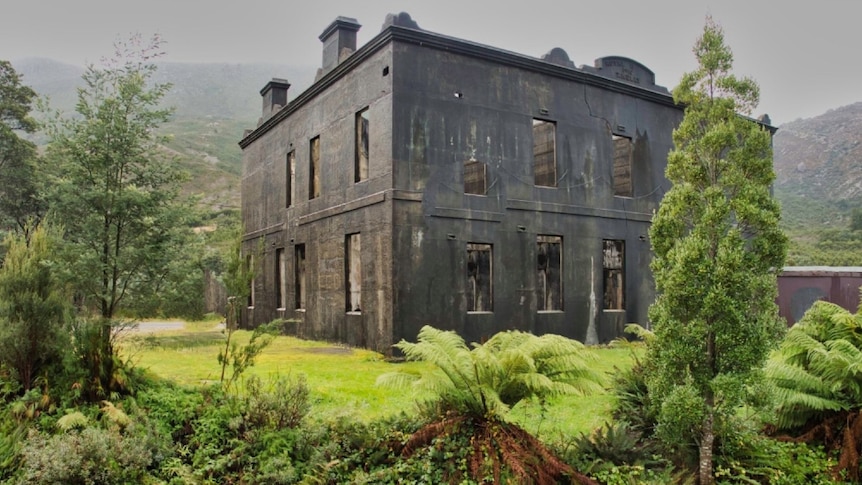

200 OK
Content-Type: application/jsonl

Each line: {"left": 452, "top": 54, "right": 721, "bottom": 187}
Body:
{"left": 773, "top": 102, "right": 862, "bottom": 233}
{"left": 11, "top": 57, "right": 316, "bottom": 216}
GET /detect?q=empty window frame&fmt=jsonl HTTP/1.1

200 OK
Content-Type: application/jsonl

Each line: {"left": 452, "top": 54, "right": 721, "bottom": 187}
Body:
{"left": 294, "top": 244, "right": 306, "bottom": 310}
{"left": 246, "top": 254, "right": 255, "bottom": 308}
{"left": 345, "top": 234, "right": 362, "bottom": 312}
{"left": 537, "top": 236, "right": 562, "bottom": 311}
{"left": 602, "top": 240, "right": 625, "bottom": 310}
{"left": 275, "top": 248, "right": 286, "bottom": 309}
{"left": 355, "top": 108, "right": 369, "bottom": 182}
{"left": 464, "top": 159, "right": 487, "bottom": 195}
{"left": 309, "top": 136, "right": 321, "bottom": 199}
{"left": 466, "top": 243, "right": 493, "bottom": 312}
{"left": 286, "top": 151, "right": 295, "bottom": 207}
{"left": 533, "top": 119, "right": 556, "bottom": 187}
{"left": 612, "top": 135, "right": 633, "bottom": 197}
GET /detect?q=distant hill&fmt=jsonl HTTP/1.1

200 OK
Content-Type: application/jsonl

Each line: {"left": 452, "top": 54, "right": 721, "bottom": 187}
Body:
{"left": 12, "top": 57, "right": 316, "bottom": 216}
{"left": 773, "top": 103, "right": 862, "bottom": 234}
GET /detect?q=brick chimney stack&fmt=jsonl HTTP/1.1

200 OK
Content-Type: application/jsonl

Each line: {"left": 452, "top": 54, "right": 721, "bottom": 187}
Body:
{"left": 260, "top": 78, "right": 290, "bottom": 119}
{"left": 319, "top": 16, "right": 361, "bottom": 75}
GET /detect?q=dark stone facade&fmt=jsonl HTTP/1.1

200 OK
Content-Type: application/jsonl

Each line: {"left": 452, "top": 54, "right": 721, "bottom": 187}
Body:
{"left": 240, "top": 13, "right": 684, "bottom": 353}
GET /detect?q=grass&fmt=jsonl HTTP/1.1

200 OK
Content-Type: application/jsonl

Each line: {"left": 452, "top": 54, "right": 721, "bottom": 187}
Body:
{"left": 122, "top": 322, "right": 639, "bottom": 442}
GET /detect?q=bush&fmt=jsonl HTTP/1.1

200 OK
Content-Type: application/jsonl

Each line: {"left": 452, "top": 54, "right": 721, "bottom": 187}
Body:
{"left": 16, "top": 426, "right": 153, "bottom": 484}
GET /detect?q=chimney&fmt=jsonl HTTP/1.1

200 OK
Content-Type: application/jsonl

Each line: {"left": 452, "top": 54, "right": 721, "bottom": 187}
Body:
{"left": 319, "top": 16, "right": 361, "bottom": 75}
{"left": 260, "top": 78, "right": 291, "bottom": 119}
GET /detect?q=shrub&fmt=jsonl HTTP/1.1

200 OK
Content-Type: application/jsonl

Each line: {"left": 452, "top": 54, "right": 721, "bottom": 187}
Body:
{"left": 16, "top": 426, "right": 153, "bottom": 484}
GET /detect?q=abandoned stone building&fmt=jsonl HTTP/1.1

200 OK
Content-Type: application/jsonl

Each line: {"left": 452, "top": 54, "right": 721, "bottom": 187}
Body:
{"left": 239, "top": 12, "right": 687, "bottom": 353}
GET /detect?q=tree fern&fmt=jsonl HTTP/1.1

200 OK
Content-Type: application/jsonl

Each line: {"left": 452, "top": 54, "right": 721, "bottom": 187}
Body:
{"left": 768, "top": 300, "right": 862, "bottom": 430}
{"left": 377, "top": 326, "right": 604, "bottom": 420}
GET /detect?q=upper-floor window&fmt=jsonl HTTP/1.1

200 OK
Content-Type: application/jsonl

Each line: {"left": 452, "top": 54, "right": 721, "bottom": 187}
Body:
{"left": 355, "top": 108, "right": 369, "bottom": 183}
{"left": 286, "top": 150, "right": 295, "bottom": 208}
{"left": 533, "top": 119, "right": 556, "bottom": 187}
{"left": 309, "top": 136, "right": 321, "bottom": 199}
{"left": 612, "top": 135, "right": 633, "bottom": 197}
{"left": 464, "top": 159, "right": 487, "bottom": 195}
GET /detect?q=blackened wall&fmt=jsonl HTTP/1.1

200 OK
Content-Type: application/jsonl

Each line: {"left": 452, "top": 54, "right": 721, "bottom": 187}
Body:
{"left": 241, "top": 45, "right": 396, "bottom": 351}
{"left": 389, "top": 42, "right": 682, "bottom": 345}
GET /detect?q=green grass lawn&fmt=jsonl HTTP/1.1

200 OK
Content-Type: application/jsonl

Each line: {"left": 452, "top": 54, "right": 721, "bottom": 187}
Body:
{"left": 123, "top": 321, "right": 640, "bottom": 442}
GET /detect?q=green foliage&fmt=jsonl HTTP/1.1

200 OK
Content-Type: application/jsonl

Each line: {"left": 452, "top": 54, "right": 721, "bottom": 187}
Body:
{"left": 0, "top": 60, "right": 43, "bottom": 235}
{"left": 56, "top": 410, "right": 89, "bottom": 431}
{"left": 16, "top": 426, "right": 154, "bottom": 484}
{"left": 767, "top": 301, "right": 862, "bottom": 430}
{"left": 714, "top": 433, "right": 840, "bottom": 485}
{"left": 0, "top": 222, "right": 68, "bottom": 392}
{"left": 377, "top": 325, "right": 604, "bottom": 420}
{"left": 646, "top": 17, "right": 787, "bottom": 482}
{"left": 218, "top": 320, "right": 280, "bottom": 391}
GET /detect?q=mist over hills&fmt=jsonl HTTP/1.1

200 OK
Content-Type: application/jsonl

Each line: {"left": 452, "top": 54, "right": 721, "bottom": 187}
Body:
{"left": 12, "top": 57, "right": 316, "bottom": 215}
{"left": 10, "top": 58, "right": 862, "bottom": 240}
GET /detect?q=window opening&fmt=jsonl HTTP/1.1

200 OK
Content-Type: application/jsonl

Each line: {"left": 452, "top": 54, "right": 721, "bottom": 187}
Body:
{"left": 286, "top": 151, "right": 295, "bottom": 207}
{"left": 464, "top": 158, "right": 486, "bottom": 195}
{"left": 346, "top": 234, "right": 362, "bottom": 312}
{"left": 467, "top": 243, "right": 493, "bottom": 312}
{"left": 275, "top": 248, "right": 286, "bottom": 309}
{"left": 533, "top": 119, "right": 556, "bottom": 187}
{"left": 246, "top": 254, "right": 254, "bottom": 308}
{"left": 309, "top": 136, "right": 320, "bottom": 199}
{"left": 603, "top": 240, "right": 625, "bottom": 310}
{"left": 294, "top": 244, "right": 306, "bottom": 310}
{"left": 537, "top": 236, "right": 562, "bottom": 311}
{"left": 613, "top": 135, "right": 633, "bottom": 197}
{"left": 355, "top": 109, "right": 369, "bottom": 182}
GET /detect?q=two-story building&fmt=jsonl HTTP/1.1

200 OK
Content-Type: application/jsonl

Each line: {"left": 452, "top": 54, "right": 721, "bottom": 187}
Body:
{"left": 239, "top": 12, "right": 685, "bottom": 353}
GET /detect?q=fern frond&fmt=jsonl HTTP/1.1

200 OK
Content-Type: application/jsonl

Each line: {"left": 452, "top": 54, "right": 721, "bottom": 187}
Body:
{"left": 56, "top": 411, "right": 88, "bottom": 431}
{"left": 375, "top": 370, "right": 421, "bottom": 389}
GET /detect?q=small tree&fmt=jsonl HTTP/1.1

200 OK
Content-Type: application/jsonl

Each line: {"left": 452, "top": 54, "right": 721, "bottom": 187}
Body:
{"left": 0, "top": 221, "right": 68, "bottom": 391}
{"left": 45, "top": 34, "right": 190, "bottom": 397}
{"left": 645, "top": 17, "right": 787, "bottom": 484}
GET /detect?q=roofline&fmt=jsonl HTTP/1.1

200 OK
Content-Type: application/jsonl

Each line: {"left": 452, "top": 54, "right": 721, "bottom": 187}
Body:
{"left": 240, "top": 25, "right": 682, "bottom": 148}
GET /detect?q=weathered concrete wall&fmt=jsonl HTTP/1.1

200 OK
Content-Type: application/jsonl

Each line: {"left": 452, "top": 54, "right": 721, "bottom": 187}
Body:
{"left": 240, "top": 45, "right": 395, "bottom": 351}
{"left": 389, "top": 43, "right": 682, "bottom": 345}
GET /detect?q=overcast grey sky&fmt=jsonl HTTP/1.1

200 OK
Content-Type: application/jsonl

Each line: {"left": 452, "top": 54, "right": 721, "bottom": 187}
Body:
{"left": 2, "top": 0, "right": 859, "bottom": 125}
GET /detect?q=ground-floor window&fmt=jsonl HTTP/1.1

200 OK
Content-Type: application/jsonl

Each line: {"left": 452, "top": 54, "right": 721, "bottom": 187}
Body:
{"left": 294, "top": 244, "right": 306, "bottom": 310}
{"left": 346, "top": 233, "right": 362, "bottom": 312}
{"left": 603, "top": 239, "right": 625, "bottom": 310}
{"left": 467, "top": 243, "right": 493, "bottom": 312}
{"left": 537, "top": 235, "right": 562, "bottom": 311}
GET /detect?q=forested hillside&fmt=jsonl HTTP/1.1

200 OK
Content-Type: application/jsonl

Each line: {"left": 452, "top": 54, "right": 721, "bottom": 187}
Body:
{"left": 12, "top": 58, "right": 315, "bottom": 217}
{"left": 773, "top": 103, "right": 862, "bottom": 264}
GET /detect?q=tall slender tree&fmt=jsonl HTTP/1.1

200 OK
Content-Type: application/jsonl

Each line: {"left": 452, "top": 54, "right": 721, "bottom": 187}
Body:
{"left": 645, "top": 17, "right": 787, "bottom": 484}
{"left": 46, "top": 34, "right": 189, "bottom": 397}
